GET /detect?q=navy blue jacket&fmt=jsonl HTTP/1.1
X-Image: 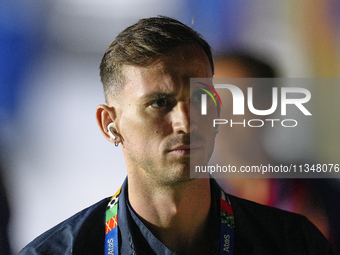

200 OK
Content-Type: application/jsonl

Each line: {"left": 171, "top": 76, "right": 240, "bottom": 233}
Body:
{"left": 18, "top": 179, "right": 335, "bottom": 255}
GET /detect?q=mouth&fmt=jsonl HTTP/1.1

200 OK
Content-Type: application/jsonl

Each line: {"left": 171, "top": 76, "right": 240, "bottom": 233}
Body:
{"left": 168, "top": 144, "right": 201, "bottom": 156}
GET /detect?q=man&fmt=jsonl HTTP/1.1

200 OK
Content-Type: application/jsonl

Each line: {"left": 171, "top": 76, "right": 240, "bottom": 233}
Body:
{"left": 19, "top": 16, "right": 334, "bottom": 255}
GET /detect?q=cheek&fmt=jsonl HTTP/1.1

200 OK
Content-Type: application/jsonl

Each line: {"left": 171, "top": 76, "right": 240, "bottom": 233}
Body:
{"left": 120, "top": 111, "right": 170, "bottom": 149}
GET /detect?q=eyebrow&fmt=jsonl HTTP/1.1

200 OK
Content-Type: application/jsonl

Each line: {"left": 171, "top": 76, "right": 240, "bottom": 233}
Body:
{"left": 139, "top": 92, "right": 177, "bottom": 102}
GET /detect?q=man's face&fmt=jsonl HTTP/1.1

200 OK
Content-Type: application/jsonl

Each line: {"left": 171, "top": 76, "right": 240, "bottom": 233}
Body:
{"left": 113, "top": 46, "right": 217, "bottom": 185}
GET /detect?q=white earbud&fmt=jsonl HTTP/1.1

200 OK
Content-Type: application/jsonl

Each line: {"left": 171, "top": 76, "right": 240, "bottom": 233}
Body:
{"left": 107, "top": 122, "right": 116, "bottom": 139}
{"left": 107, "top": 122, "right": 119, "bottom": 146}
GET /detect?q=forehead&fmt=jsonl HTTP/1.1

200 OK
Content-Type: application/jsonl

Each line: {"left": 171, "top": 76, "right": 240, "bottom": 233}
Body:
{"left": 122, "top": 46, "right": 212, "bottom": 97}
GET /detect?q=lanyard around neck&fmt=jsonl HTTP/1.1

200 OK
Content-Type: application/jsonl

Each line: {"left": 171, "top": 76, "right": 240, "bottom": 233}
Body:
{"left": 104, "top": 188, "right": 121, "bottom": 255}
{"left": 104, "top": 186, "right": 234, "bottom": 255}
{"left": 219, "top": 189, "right": 235, "bottom": 254}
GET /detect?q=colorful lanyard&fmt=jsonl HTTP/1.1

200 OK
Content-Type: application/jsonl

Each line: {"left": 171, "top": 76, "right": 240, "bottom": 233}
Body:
{"left": 219, "top": 189, "right": 235, "bottom": 255}
{"left": 104, "top": 188, "right": 121, "bottom": 255}
{"left": 104, "top": 186, "right": 234, "bottom": 255}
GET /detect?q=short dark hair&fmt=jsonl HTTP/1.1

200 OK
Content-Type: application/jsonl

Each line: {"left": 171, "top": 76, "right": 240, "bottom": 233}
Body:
{"left": 100, "top": 16, "right": 214, "bottom": 103}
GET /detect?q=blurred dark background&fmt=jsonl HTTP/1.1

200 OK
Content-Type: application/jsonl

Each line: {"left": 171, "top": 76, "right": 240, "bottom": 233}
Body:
{"left": 0, "top": 0, "right": 339, "bottom": 253}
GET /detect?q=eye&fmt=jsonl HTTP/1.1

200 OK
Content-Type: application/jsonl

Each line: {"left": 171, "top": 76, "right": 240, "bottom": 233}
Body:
{"left": 151, "top": 98, "right": 168, "bottom": 108}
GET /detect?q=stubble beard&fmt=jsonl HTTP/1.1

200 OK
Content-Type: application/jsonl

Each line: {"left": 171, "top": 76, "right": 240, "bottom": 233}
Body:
{"left": 127, "top": 133, "right": 214, "bottom": 187}
{"left": 128, "top": 149, "right": 192, "bottom": 187}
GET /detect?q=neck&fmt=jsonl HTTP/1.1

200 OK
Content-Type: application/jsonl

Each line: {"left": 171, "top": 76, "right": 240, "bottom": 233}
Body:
{"left": 128, "top": 173, "right": 212, "bottom": 254}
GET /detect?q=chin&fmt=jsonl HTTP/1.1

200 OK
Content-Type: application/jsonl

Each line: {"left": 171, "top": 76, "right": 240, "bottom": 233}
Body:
{"left": 163, "top": 166, "right": 192, "bottom": 184}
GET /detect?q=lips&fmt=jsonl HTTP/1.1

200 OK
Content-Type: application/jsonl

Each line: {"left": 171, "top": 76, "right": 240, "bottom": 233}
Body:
{"left": 168, "top": 144, "right": 201, "bottom": 154}
{"left": 165, "top": 134, "right": 204, "bottom": 155}
{"left": 170, "top": 144, "right": 190, "bottom": 151}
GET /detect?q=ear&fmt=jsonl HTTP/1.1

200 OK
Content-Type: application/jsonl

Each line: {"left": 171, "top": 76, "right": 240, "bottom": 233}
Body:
{"left": 96, "top": 104, "right": 118, "bottom": 143}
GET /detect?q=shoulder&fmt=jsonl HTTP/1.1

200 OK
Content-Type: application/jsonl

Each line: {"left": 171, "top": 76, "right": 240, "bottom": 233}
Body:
{"left": 228, "top": 194, "right": 335, "bottom": 255}
{"left": 18, "top": 197, "right": 110, "bottom": 255}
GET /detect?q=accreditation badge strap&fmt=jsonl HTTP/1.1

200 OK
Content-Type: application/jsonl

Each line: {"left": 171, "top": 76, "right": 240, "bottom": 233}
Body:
{"left": 105, "top": 188, "right": 121, "bottom": 255}
{"left": 104, "top": 186, "right": 234, "bottom": 255}
{"left": 219, "top": 189, "right": 234, "bottom": 255}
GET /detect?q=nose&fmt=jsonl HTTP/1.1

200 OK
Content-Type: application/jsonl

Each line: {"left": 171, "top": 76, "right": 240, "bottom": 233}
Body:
{"left": 171, "top": 101, "right": 197, "bottom": 134}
